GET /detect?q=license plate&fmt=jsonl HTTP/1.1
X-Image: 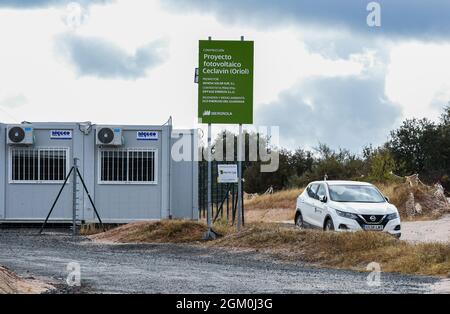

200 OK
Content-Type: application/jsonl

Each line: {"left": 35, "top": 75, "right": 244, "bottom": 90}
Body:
{"left": 363, "top": 224, "right": 384, "bottom": 231}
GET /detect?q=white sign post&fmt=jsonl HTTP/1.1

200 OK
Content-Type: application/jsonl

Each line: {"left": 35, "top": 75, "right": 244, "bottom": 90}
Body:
{"left": 218, "top": 164, "right": 238, "bottom": 183}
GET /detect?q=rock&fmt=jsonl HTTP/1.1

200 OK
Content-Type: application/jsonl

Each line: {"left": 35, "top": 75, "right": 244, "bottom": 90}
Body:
{"left": 433, "top": 183, "right": 449, "bottom": 204}
{"left": 414, "top": 203, "right": 422, "bottom": 214}
{"left": 405, "top": 192, "right": 416, "bottom": 217}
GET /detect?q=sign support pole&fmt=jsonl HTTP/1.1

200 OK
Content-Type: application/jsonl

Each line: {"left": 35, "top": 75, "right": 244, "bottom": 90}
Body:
{"left": 237, "top": 124, "right": 243, "bottom": 231}
{"left": 203, "top": 36, "right": 216, "bottom": 240}
{"left": 236, "top": 35, "right": 245, "bottom": 231}
{"left": 206, "top": 123, "right": 215, "bottom": 238}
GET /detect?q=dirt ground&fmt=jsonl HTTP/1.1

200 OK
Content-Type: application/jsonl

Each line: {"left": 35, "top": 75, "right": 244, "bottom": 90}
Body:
{"left": 245, "top": 208, "right": 294, "bottom": 223}
{"left": 401, "top": 214, "right": 450, "bottom": 243}
{"left": 0, "top": 229, "right": 447, "bottom": 294}
{"left": 0, "top": 265, "right": 53, "bottom": 294}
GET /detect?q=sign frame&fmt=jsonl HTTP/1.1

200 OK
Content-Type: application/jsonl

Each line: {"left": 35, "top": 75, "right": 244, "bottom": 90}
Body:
{"left": 217, "top": 164, "right": 238, "bottom": 184}
{"left": 198, "top": 39, "right": 254, "bottom": 124}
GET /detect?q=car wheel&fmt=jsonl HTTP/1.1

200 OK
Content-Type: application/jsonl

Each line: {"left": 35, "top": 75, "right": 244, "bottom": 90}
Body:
{"left": 324, "top": 218, "right": 334, "bottom": 231}
{"left": 295, "top": 211, "right": 304, "bottom": 229}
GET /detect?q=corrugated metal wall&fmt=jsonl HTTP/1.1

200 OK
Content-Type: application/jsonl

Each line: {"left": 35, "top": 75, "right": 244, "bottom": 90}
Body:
{"left": 170, "top": 130, "right": 198, "bottom": 220}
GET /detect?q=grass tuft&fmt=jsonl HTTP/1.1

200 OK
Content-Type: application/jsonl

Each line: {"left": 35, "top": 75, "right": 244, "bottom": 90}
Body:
{"left": 89, "top": 220, "right": 210, "bottom": 243}
{"left": 80, "top": 223, "right": 117, "bottom": 235}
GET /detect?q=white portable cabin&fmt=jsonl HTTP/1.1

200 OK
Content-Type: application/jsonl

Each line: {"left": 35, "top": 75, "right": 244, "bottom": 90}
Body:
{"left": 0, "top": 121, "right": 198, "bottom": 223}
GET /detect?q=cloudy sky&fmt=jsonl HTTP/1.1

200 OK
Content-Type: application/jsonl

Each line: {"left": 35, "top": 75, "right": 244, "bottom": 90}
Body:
{"left": 1, "top": 0, "right": 450, "bottom": 152}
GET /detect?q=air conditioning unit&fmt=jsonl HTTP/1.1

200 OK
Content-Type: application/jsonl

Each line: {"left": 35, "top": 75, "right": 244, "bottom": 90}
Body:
{"left": 7, "top": 125, "right": 34, "bottom": 145}
{"left": 96, "top": 126, "right": 123, "bottom": 146}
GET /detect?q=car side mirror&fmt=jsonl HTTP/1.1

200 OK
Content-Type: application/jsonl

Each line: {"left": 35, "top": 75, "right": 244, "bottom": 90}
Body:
{"left": 319, "top": 195, "right": 327, "bottom": 203}
{"left": 385, "top": 196, "right": 390, "bottom": 203}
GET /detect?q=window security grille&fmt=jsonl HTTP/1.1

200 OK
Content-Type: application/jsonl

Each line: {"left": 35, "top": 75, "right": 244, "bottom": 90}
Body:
{"left": 99, "top": 149, "right": 156, "bottom": 184}
{"left": 10, "top": 147, "right": 69, "bottom": 183}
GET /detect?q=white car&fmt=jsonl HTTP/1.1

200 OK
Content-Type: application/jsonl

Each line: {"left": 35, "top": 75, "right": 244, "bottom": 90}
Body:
{"left": 295, "top": 180, "right": 401, "bottom": 238}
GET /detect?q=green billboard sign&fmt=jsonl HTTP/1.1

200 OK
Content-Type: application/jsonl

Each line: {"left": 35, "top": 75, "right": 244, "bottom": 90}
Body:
{"left": 198, "top": 40, "right": 254, "bottom": 124}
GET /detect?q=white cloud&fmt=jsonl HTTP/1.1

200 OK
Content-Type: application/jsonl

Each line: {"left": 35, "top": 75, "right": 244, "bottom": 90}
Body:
{"left": 386, "top": 42, "right": 450, "bottom": 121}
{"left": 1, "top": 0, "right": 449, "bottom": 153}
{"left": 0, "top": 0, "right": 366, "bottom": 129}
{"left": 0, "top": 93, "right": 27, "bottom": 108}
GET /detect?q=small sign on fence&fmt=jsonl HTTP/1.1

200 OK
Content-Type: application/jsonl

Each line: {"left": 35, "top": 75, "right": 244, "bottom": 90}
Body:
{"left": 217, "top": 164, "right": 238, "bottom": 183}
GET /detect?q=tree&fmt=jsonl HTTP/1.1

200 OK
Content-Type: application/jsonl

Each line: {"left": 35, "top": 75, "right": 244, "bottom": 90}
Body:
{"left": 289, "top": 149, "right": 314, "bottom": 177}
{"left": 202, "top": 105, "right": 450, "bottom": 194}
{"left": 388, "top": 104, "right": 449, "bottom": 188}
{"left": 367, "top": 148, "right": 396, "bottom": 182}
{"left": 388, "top": 118, "right": 438, "bottom": 175}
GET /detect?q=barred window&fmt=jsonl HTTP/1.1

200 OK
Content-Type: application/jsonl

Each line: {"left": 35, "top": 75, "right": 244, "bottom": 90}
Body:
{"left": 99, "top": 149, "right": 156, "bottom": 184}
{"left": 10, "top": 147, "right": 69, "bottom": 183}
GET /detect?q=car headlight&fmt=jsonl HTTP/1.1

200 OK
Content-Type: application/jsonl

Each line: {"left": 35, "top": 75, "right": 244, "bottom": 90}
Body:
{"left": 386, "top": 212, "right": 399, "bottom": 220}
{"left": 335, "top": 209, "right": 358, "bottom": 220}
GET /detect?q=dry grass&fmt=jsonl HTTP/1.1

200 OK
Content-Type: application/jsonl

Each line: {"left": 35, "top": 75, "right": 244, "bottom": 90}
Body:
{"left": 89, "top": 220, "right": 211, "bottom": 243}
{"left": 238, "top": 188, "right": 303, "bottom": 223}
{"left": 210, "top": 224, "right": 450, "bottom": 277}
{"left": 245, "top": 188, "right": 302, "bottom": 211}
{"left": 245, "top": 208, "right": 295, "bottom": 223}
{"left": 80, "top": 223, "right": 118, "bottom": 235}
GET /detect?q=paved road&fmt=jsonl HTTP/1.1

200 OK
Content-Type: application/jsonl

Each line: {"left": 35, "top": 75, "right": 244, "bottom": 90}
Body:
{"left": 0, "top": 229, "right": 442, "bottom": 293}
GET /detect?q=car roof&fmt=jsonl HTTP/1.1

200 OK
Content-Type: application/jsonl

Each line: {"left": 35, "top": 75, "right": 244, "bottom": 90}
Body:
{"left": 309, "top": 180, "right": 373, "bottom": 186}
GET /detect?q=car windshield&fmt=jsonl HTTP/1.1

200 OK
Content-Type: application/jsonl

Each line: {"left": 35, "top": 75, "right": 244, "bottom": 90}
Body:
{"left": 328, "top": 184, "right": 385, "bottom": 203}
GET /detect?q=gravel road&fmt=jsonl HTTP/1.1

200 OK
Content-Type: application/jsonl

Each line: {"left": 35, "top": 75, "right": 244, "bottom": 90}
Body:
{"left": 0, "top": 229, "right": 445, "bottom": 294}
